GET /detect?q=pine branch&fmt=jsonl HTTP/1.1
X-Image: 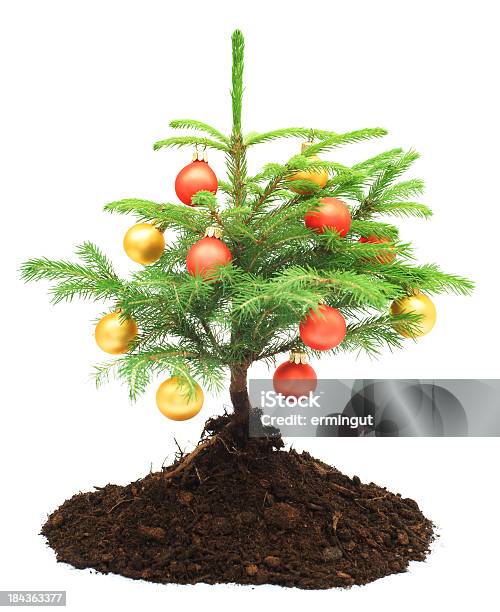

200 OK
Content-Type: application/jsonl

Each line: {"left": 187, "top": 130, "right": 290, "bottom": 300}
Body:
{"left": 349, "top": 220, "right": 400, "bottom": 240}
{"left": 325, "top": 173, "right": 367, "bottom": 201}
{"left": 276, "top": 267, "right": 398, "bottom": 307}
{"left": 368, "top": 150, "right": 420, "bottom": 200}
{"left": 339, "top": 313, "right": 422, "bottom": 356}
{"left": 104, "top": 199, "right": 209, "bottom": 233}
{"left": 169, "top": 119, "right": 229, "bottom": 144}
{"left": 20, "top": 246, "right": 123, "bottom": 304}
{"left": 232, "top": 266, "right": 398, "bottom": 323}
{"left": 247, "top": 158, "right": 359, "bottom": 218}
{"left": 373, "top": 201, "right": 432, "bottom": 219}
{"left": 50, "top": 278, "right": 123, "bottom": 304}
{"left": 75, "top": 242, "right": 119, "bottom": 279}
{"left": 93, "top": 346, "right": 224, "bottom": 401}
{"left": 21, "top": 258, "right": 97, "bottom": 283}
{"left": 352, "top": 149, "right": 404, "bottom": 174}
{"left": 302, "top": 128, "right": 388, "bottom": 156}
{"left": 153, "top": 135, "right": 228, "bottom": 152}
{"left": 382, "top": 179, "right": 425, "bottom": 201}
{"left": 353, "top": 152, "right": 424, "bottom": 221}
{"left": 383, "top": 263, "right": 474, "bottom": 295}
{"left": 288, "top": 157, "right": 358, "bottom": 176}
{"left": 103, "top": 198, "right": 162, "bottom": 218}
{"left": 256, "top": 312, "right": 424, "bottom": 361}
{"left": 245, "top": 127, "right": 336, "bottom": 146}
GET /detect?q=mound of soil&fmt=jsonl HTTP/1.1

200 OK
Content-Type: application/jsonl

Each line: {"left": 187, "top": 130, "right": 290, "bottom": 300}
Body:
{"left": 42, "top": 414, "right": 434, "bottom": 589}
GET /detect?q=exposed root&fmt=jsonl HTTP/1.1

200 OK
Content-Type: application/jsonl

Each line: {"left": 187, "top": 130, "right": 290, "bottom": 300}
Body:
{"left": 163, "top": 436, "right": 219, "bottom": 481}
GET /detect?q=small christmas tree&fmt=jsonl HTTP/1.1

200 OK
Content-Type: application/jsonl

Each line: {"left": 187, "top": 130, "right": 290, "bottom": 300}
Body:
{"left": 22, "top": 29, "right": 473, "bottom": 589}
{"left": 22, "top": 30, "right": 472, "bottom": 425}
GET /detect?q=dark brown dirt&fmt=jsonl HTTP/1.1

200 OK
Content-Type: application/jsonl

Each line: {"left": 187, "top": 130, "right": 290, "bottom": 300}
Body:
{"left": 42, "top": 413, "right": 434, "bottom": 589}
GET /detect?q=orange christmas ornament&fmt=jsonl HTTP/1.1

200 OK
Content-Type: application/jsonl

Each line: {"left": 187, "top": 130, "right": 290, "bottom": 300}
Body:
{"left": 305, "top": 197, "right": 351, "bottom": 237}
{"left": 186, "top": 227, "right": 232, "bottom": 278}
{"left": 300, "top": 304, "right": 347, "bottom": 351}
{"left": 175, "top": 149, "right": 218, "bottom": 206}
{"left": 359, "top": 235, "right": 396, "bottom": 264}
{"left": 273, "top": 352, "right": 317, "bottom": 398}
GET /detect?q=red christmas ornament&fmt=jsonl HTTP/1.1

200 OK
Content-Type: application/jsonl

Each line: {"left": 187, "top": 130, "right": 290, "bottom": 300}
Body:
{"left": 304, "top": 197, "right": 351, "bottom": 237}
{"left": 175, "top": 156, "right": 218, "bottom": 206}
{"left": 186, "top": 227, "right": 232, "bottom": 278}
{"left": 299, "top": 304, "right": 347, "bottom": 351}
{"left": 359, "top": 236, "right": 396, "bottom": 264}
{"left": 273, "top": 352, "right": 317, "bottom": 398}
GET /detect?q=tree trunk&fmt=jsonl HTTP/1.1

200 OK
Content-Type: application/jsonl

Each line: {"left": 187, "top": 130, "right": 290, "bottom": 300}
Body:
{"left": 229, "top": 363, "right": 251, "bottom": 423}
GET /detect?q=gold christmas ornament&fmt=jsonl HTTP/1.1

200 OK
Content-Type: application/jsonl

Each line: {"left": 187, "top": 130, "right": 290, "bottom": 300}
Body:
{"left": 156, "top": 376, "right": 204, "bottom": 421}
{"left": 390, "top": 292, "right": 437, "bottom": 338}
{"left": 288, "top": 142, "right": 329, "bottom": 194}
{"left": 123, "top": 223, "right": 165, "bottom": 265}
{"left": 95, "top": 311, "right": 138, "bottom": 354}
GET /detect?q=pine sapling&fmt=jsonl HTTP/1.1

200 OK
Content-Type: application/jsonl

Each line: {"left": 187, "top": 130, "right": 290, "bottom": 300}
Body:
{"left": 21, "top": 30, "right": 473, "bottom": 438}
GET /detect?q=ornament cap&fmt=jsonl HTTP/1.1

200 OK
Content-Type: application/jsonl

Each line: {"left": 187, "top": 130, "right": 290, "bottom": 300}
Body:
{"left": 192, "top": 147, "right": 208, "bottom": 162}
{"left": 301, "top": 141, "right": 314, "bottom": 154}
{"left": 204, "top": 226, "right": 223, "bottom": 239}
{"left": 289, "top": 351, "right": 308, "bottom": 365}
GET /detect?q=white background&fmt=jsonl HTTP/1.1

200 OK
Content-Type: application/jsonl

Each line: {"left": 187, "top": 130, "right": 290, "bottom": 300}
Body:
{"left": 1, "top": 0, "right": 499, "bottom": 610}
